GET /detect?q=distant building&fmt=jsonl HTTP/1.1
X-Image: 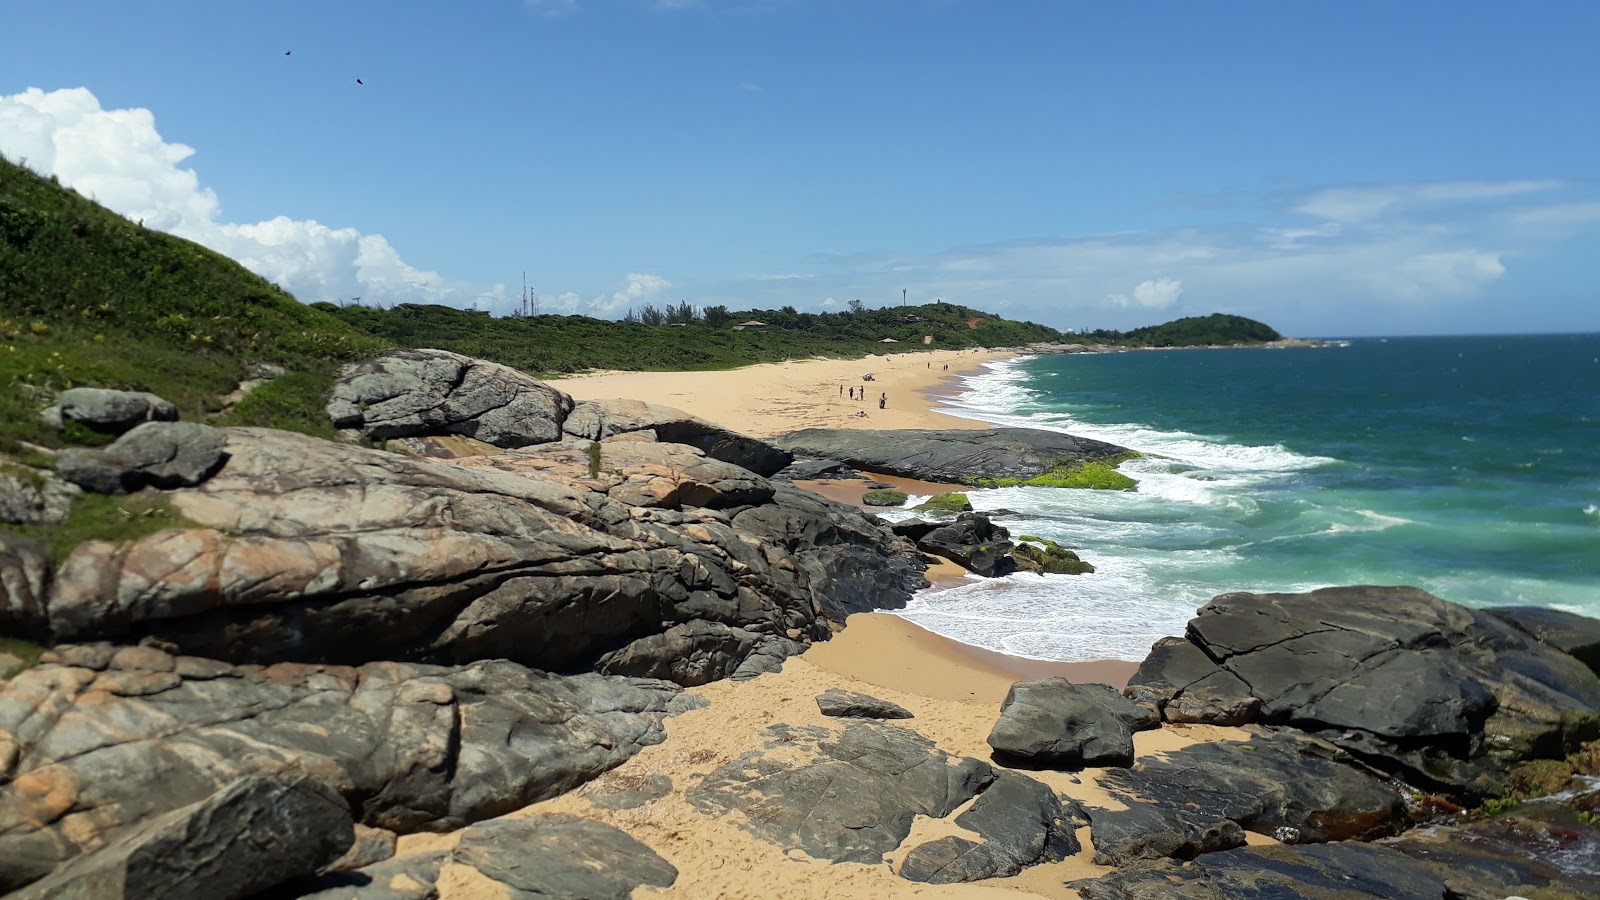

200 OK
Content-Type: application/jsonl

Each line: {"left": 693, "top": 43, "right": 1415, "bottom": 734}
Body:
{"left": 879, "top": 337, "right": 899, "bottom": 343}
{"left": 732, "top": 321, "right": 768, "bottom": 331}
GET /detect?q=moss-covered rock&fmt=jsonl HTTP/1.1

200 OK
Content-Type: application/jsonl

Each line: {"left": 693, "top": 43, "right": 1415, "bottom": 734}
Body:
{"left": 861, "top": 489, "right": 909, "bottom": 507}
{"left": 969, "top": 451, "right": 1140, "bottom": 491}
{"left": 1012, "top": 536, "right": 1095, "bottom": 575}
{"left": 912, "top": 492, "right": 972, "bottom": 514}
{"left": 1507, "top": 760, "right": 1576, "bottom": 799}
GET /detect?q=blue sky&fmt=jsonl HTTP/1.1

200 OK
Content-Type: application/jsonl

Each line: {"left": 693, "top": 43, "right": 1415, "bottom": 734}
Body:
{"left": 3, "top": 1, "right": 1598, "bottom": 336}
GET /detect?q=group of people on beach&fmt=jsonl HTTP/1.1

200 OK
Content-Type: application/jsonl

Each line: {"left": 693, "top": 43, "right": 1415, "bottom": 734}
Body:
{"left": 840, "top": 384, "right": 887, "bottom": 409}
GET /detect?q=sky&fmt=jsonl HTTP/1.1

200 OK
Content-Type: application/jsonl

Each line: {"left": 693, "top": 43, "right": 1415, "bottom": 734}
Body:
{"left": 2, "top": 1, "right": 1598, "bottom": 337}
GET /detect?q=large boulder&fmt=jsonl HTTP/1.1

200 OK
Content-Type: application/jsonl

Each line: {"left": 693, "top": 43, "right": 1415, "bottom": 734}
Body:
{"left": 36, "top": 428, "right": 924, "bottom": 676}
{"left": 326, "top": 348, "right": 574, "bottom": 448}
{"left": 41, "top": 387, "right": 177, "bottom": 435}
{"left": 1086, "top": 728, "right": 1407, "bottom": 866}
{"left": 9, "top": 776, "right": 353, "bottom": 900}
{"left": 54, "top": 421, "right": 229, "bottom": 494}
{"left": 916, "top": 512, "right": 1016, "bottom": 577}
{"left": 987, "top": 679, "right": 1159, "bottom": 768}
{"left": 0, "top": 648, "right": 698, "bottom": 892}
{"left": 1124, "top": 587, "right": 1600, "bottom": 797}
{"left": 774, "top": 426, "right": 1131, "bottom": 485}
{"left": 563, "top": 398, "right": 793, "bottom": 477}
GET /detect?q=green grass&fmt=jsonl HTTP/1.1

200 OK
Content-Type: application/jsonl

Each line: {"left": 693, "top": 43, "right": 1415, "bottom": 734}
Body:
{"left": 0, "top": 636, "right": 46, "bottom": 678}
{"left": 216, "top": 370, "right": 344, "bottom": 439}
{"left": 970, "top": 452, "right": 1141, "bottom": 490}
{"left": 4, "top": 491, "right": 203, "bottom": 561}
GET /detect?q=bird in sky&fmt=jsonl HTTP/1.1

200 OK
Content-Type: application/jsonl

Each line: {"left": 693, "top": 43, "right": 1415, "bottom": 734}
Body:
{"left": 356, "top": 78, "right": 364, "bottom": 85}
{"left": 284, "top": 50, "right": 291, "bottom": 56}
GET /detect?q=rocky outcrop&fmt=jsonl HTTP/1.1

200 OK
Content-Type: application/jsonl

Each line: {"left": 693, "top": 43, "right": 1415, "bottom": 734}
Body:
{"left": 987, "top": 679, "right": 1159, "bottom": 767}
{"left": 1488, "top": 604, "right": 1600, "bottom": 675}
{"left": 816, "top": 687, "right": 913, "bottom": 719}
{"left": 10, "top": 776, "right": 354, "bottom": 900}
{"left": 775, "top": 427, "right": 1131, "bottom": 485}
{"left": 0, "top": 647, "right": 697, "bottom": 892}
{"left": 1123, "top": 586, "right": 1600, "bottom": 796}
{"left": 41, "top": 387, "right": 178, "bottom": 435}
{"left": 0, "top": 466, "right": 77, "bottom": 526}
{"left": 563, "top": 397, "right": 792, "bottom": 477}
{"left": 326, "top": 348, "right": 573, "bottom": 447}
{"left": 28, "top": 428, "right": 923, "bottom": 676}
{"left": 1086, "top": 728, "right": 1407, "bottom": 866}
{"left": 898, "top": 770, "right": 1081, "bottom": 884}
{"left": 911, "top": 513, "right": 1016, "bottom": 577}
{"left": 1073, "top": 842, "right": 1456, "bottom": 900}
{"left": 55, "top": 421, "right": 229, "bottom": 494}
{"left": 594, "top": 621, "right": 803, "bottom": 686}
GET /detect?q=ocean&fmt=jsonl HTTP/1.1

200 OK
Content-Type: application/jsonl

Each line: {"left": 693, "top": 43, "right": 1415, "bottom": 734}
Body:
{"left": 889, "top": 333, "right": 1600, "bottom": 662}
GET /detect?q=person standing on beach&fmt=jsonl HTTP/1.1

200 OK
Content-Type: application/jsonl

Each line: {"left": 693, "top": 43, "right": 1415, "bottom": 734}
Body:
{"left": 879, "top": 395, "right": 886, "bottom": 409}
{"left": 839, "top": 385, "right": 843, "bottom": 397}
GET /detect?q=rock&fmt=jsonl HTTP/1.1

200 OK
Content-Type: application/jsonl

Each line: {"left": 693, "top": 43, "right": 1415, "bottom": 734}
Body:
{"left": 912, "top": 491, "right": 972, "bottom": 514}
{"left": 587, "top": 774, "right": 673, "bottom": 810}
{"left": 917, "top": 513, "right": 1015, "bottom": 577}
{"left": 39, "top": 428, "right": 923, "bottom": 677}
{"left": 775, "top": 427, "right": 1132, "bottom": 485}
{"left": 686, "top": 721, "right": 994, "bottom": 863}
{"left": 888, "top": 518, "right": 941, "bottom": 542}
{"left": 41, "top": 387, "right": 178, "bottom": 435}
{"left": 451, "top": 815, "right": 677, "bottom": 900}
{"left": 326, "top": 348, "right": 573, "bottom": 448}
{"left": 55, "top": 421, "right": 229, "bottom": 494}
{"left": 1086, "top": 728, "right": 1407, "bottom": 865}
{"left": 816, "top": 688, "right": 913, "bottom": 719}
{"left": 0, "top": 531, "right": 52, "bottom": 639}
{"left": 284, "top": 851, "right": 448, "bottom": 900}
{"left": 596, "top": 621, "right": 803, "bottom": 687}
{"left": 987, "top": 679, "right": 1159, "bottom": 768}
{"left": 331, "top": 825, "right": 398, "bottom": 871}
{"left": 9, "top": 775, "right": 354, "bottom": 900}
{"left": 563, "top": 398, "right": 792, "bottom": 476}
{"left": 0, "top": 653, "right": 697, "bottom": 891}
{"left": 861, "top": 488, "right": 908, "bottom": 506}
{"left": 1072, "top": 842, "right": 1455, "bottom": 900}
{"left": 0, "top": 467, "right": 78, "bottom": 526}
{"left": 898, "top": 771, "right": 1080, "bottom": 883}
{"left": 1488, "top": 605, "right": 1600, "bottom": 675}
{"left": 774, "top": 458, "right": 850, "bottom": 480}
{"left": 1382, "top": 794, "right": 1600, "bottom": 900}
{"left": 1011, "top": 536, "right": 1094, "bottom": 575}
{"left": 1125, "top": 586, "right": 1600, "bottom": 796}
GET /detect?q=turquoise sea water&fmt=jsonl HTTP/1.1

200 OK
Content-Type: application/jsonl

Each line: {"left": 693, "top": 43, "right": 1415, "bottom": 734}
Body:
{"left": 890, "top": 333, "right": 1600, "bottom": 661}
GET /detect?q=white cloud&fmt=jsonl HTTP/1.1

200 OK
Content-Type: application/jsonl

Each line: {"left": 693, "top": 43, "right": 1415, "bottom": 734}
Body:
{"left": 592, "top": 272, "right": 671, "bottom": 315}
{"left": 1110, "top": 278, "right": 1183, "bottom": 309}
{"left": 753, "top": 272, "right": 811, "bottom": 281}
{"left": 0, "top": 86, "right": 496, "bottom": 309}
{"left": 1365, "top": 250, "right": 1506, "bottom": 301}
{"left": 1293, "top": 179, "right": 1565, "bottom": 223}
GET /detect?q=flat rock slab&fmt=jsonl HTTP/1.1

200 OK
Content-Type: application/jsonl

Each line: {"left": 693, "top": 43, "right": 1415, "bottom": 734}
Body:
{"left": 1072, "top": 842, "right": 1454, "bottom": 900}
{"left": 453, "top": 815, "right": 677, "bottom": 900}
{"left": 1087, "top": 728, "right": 1405, "bottom": 866}
{"left": 987, "top": 679, "right": 1159, "bottom": 768}
{"left": 0, "top": 651, "right": 697, "bottom": 892}
{"left": 1124, "top": 586, "right": 1600, "bottom": 796}
{"left": 587, "top": 774, "right": 674, "bottom": 810}
{"left": 687, "top": 721, "right": 995, "bottom": 863}
{"left": 816, "top": 687, "right": 913, "bottom": 719}
{"left": 10, "top": 775, "right": 353, "bottom": 900}
{"left": 774, "top": 427, "right": 1131, "bottom": 485}
{"left": 898, "top": 770, "right": 1081, "bottom": 884}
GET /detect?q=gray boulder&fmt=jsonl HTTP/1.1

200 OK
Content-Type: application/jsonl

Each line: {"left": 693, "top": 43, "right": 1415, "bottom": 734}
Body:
{"left": 0, "top": 466, "right": 78, "bottom": 526}
{"left": 452, "top": 815, "right": 677, "bottom": 900}
{"left": 1072, "top": 842, "right": 1455, "bottom": 900}
{"left": 898, "top": 771, "right": 1080, "bottom": 884}
{"left": 1124, "top": 586, "right": 1600, "bottom": 797}
{"left": 563, "top": 398, "right": 793, "bottom": 477}
{"left": 0, "top": 650, "right": 697, "bottom": 892}
{"left": 55, "top": 421, "right": 229, "bottom": 494}
{"left": 1487, "top": 604, "right": 1600, "bottom": 675}
{"left": 596, "top": 621, "right": 804, "bottom": 686}
{"left": 987, "top": 679, "right": 1160, "bottom": 768}
{"left": 816, "top": 687, "right": 913, "bottom": 719}
{"left": 1086, "top": 728, "right": 1406, "bottom": 866}
{"left": 327, "top": 348, "right": 573, "bottom": 448}
{"left": 916, "top": 513, "right": 1015, "bottom": 577}
{"left": 774, "top": 426, "right": 1131, "bottom": 485}
{"left": 687, "top": 721, "right": 994, "bottom": 863}
{"left": 9, "top": 776, "right": 353, "bottom": 900}
{"left": 42, "top": 387, "right": 178, "bottom": 435}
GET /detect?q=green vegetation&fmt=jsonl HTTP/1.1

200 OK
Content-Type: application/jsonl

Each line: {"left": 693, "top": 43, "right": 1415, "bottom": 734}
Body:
{"left": 0, "top": 154, "right": 389, "bottom": 454}
{"left": 1479, "top": 797, "right": 1520, "bottom": 816}
{"left": 1067, "top": 313, "right": 1283, "bottom": 348}
{"left": 0, "top": 636, "right": 45, "bottom": 678}
{"left": 586, "top": 440, "right": 603, "bottom": 479}
{"left": 6, "top": 491, "right": 202, "bottom": 561}
{"left": 861, "top": 489, "right": 909, "bottom": 507}
{"left": 1012, "top": 536, "right": 1095, "bottom": 575}
{"left": 970, "top": 452, "right": 1141, "bottom": 490}
{"left": 913, "top": 491, "right": 972, "bottom": 514}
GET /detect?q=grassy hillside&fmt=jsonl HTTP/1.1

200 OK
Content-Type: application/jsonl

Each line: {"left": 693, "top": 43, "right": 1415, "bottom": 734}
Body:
{"left": 324, "top": 300, "right": 1061, "bottom": 375}
{"left": 0, "top": 155, "right": 390, "bottom": 451}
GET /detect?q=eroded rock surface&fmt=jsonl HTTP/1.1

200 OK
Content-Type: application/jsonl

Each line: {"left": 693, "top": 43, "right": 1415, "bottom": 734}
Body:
{"left": 1124, "top": 586, "right": 1600, "bottom": 796}
{"left": 452, "top": 815, "right": 678, "bottom": 900}
{"left": 987, "top": 679, "right": 1159, "bottom": 768}
{"left": 0, "top": 649, "right": 697, "bottom": 892}
{"left": 1488, "top": 604, "right": 1600, "bottom": 675}
{"left": 816, "top": 687, "right": 913, "bottom": 720}
{"left": 1073, "top": 842, "right": 1454, "bottom": 900}
{"left": 775, "top": 427, "right": 1131, "bottom": 485}
{"left": 898, "top": 770, "right": 1080, "bottom": 884}
{"left": 564, "top": 397, "right": 792, "bottom": 477}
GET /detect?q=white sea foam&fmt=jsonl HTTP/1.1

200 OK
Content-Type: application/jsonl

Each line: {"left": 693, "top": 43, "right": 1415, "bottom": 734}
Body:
{"left": 1585, "top": 504, "right": 1599, "bottom": 519}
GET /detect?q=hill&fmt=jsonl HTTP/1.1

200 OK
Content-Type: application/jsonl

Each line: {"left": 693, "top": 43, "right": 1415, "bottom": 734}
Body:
{"left": 1072, "top": 313, "right": 1283, "bottom": 347}
{"left": 0, "top": 155, "right": 389, "bottom": 451}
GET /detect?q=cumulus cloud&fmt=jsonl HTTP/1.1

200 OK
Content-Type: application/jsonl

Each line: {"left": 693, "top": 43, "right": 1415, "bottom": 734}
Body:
{"left": 0, "top": 86, "right": 496, "bottom": 309}
{"left": 1110, "top": 278, "right": 1183, "bottom": 309}
{"left": 590, "top": 272, "right": 671, "bottom": 315}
